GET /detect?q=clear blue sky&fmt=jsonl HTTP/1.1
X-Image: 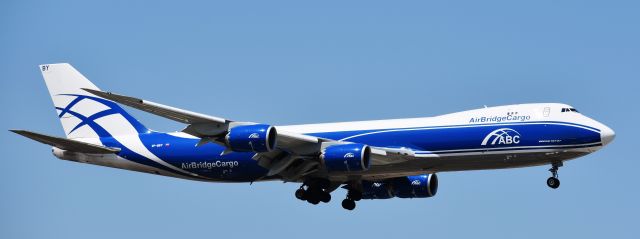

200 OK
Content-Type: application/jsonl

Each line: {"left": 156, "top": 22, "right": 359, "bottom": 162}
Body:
{"left": 1, "top": 0, "right": 638, "bottom": 238}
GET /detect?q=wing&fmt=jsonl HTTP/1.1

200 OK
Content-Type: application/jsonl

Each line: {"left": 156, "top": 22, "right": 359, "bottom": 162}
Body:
{"left": 10, "top": 130, "right": 120, "bottom": 154}
{"left": 83, "top": 89, "right": 418, "bottom": 181}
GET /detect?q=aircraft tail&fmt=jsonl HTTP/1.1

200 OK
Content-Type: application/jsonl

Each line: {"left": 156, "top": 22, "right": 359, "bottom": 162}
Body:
{"left": 40, "top": 63, "right": 150, "bottom": 139}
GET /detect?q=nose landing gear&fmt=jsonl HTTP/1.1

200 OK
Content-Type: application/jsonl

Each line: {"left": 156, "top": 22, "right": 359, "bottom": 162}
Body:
{"left": 546, "top": 162, "right": 562, "bottom": 189}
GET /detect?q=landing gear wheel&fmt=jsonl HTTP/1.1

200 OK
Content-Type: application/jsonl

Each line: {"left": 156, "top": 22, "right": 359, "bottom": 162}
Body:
{"left": 306, "top": 188, "right": 321, "bottom": 204}
{"left": 347, "top": 190, "right": 363, "bottom": 201}
{"left": 295, "top": 188, "right": 306, "bottom": 200}
{"left": 341, "top": 199, "right": 356, "bottom": 210}
{"left": 307, "top": 198, "right": 320, "bottom": 205}
{"left": 320, "top": 192, "right": 331, "bottom": 203}
{"left": 299, "top": 179, "right": 334, "bottom": 204}
{"left": 547, "top": 177, "right": 560, "bottom": 189}
{"left": 303, "top": 187, "right": 331, "bottom": 204}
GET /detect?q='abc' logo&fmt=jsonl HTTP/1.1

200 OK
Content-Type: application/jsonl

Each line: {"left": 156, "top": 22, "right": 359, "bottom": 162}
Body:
{"left": 481, "top": 128, "right": 521, "bottom": 146}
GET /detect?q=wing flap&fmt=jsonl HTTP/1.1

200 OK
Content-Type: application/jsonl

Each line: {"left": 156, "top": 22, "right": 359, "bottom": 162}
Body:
{"left": 369, "top": 147, "right": 425, "bottom": 165}
{"left": 10, "top": 130, "right": 120, "bottom": 154}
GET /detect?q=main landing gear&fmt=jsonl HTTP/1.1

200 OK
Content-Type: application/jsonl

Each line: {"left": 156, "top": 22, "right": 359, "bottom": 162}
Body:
{"left": 341, "top": 190, "right": 362, "bottom": 211}
{"left": 295, "top": 180, "right": 331, "bottom": 205}
{"left": 294, "top": 179, "right": 363, "bottom": 210}
{"left": 546, "top": 162, "right": 562, "bottom": 189}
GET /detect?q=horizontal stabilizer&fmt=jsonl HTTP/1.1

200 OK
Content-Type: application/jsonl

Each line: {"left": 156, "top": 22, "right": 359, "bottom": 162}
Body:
{"left": 10, "top": 130, "right": 120, "bottom": 154}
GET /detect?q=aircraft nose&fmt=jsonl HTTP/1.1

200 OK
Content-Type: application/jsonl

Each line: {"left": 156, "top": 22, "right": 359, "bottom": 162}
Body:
{"left": 600, "top": 125, "right": 615, "bottom": 146}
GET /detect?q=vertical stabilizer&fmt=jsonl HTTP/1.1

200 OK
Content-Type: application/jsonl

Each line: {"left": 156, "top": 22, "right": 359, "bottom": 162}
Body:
{"left": 40, "top": 63, "right": 149, "bottom": 139}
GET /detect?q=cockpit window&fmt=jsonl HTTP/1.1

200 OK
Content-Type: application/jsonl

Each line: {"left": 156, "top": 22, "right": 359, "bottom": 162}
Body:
{"left": 561, "top": 108, "right": 579, "bottom": 113}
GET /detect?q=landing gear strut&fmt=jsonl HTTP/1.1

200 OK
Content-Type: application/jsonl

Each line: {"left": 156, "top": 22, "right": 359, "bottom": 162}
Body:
{"left": 341, "top": 190, "right": 362, "bottom": 210}
{"left": 547, "top": 162, "right": 562, "bottom": 189}
{"left": 295, "top": 180, "right": 332, "bottom": 205}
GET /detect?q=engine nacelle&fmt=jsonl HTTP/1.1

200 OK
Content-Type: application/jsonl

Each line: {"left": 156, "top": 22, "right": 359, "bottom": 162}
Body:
{"left": 320, "top": 144, "right": 371, "bottom": 172}
{"left": 361, "top": 181, "right": 394, "bottom": 199}
{"left": 225, "top": 124, "right": 277, "bottom": 152}
{"left": 392, "top": 174, "right": 438, "bottom": 198}
{"left": 361, "top": 174, "right": 438, "bottom": 199}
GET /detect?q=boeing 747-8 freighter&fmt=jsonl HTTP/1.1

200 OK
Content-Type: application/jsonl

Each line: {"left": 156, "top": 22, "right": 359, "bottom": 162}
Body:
{"left": 11, "top": 63, "right": 615, "bottom": 210}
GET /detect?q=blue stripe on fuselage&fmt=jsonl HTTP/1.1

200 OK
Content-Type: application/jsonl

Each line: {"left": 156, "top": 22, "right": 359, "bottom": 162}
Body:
{"left": 107, "top": 121, "right": 602, "bottom": 181}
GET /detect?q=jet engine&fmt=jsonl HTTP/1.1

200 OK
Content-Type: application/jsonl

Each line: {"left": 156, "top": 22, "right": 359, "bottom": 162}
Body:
{"left": 361, "top": 181, "right": 394, "bottom": 199}
{"left": 225, "top": 124, "right": 277, "bottom": 152}
{"left": 320, "top": 143, "right": 371, "bottom": 172}
{"left": 361, "top": 174, "right": 438, "bottom": 199}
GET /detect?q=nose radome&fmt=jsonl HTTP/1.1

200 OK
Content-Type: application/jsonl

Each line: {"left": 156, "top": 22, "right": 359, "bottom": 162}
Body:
{"left": 600, "top": 125, "right": 615, "bottom": 146}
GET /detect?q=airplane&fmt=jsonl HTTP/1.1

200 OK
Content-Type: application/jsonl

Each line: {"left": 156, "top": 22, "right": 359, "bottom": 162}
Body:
{"left": 11, "top": 63, "right": 615, "bottom": 210}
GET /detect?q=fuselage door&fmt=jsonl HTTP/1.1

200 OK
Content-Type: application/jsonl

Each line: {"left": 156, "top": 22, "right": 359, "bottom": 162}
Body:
{"left": 543, "top": 107, "right": 551, "bottom": 117}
